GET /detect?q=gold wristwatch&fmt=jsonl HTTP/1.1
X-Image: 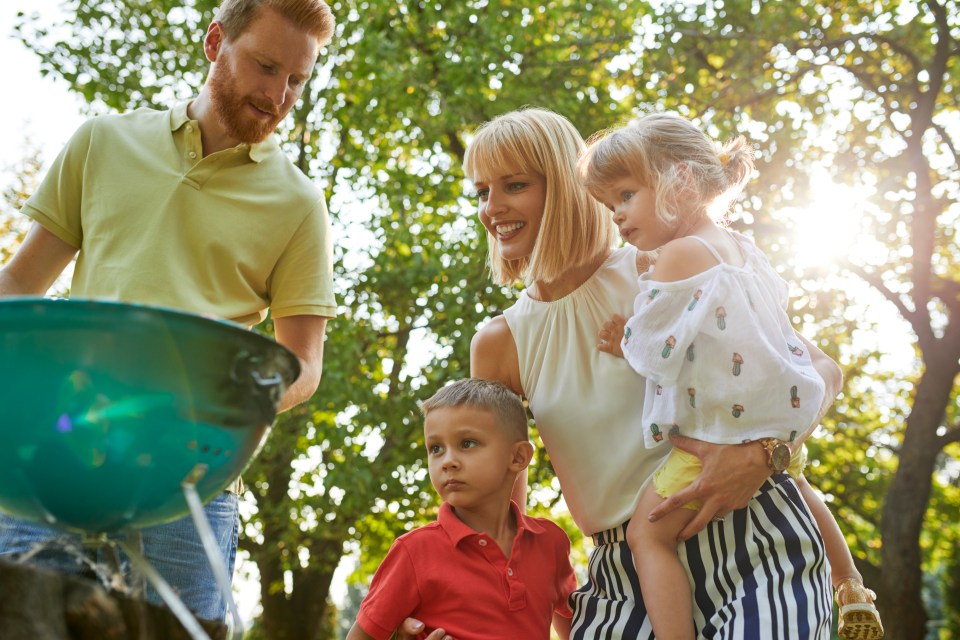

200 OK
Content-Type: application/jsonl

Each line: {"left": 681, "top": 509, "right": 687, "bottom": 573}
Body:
{"left": 757, "top": 438, "right": 792, "bottom": 473}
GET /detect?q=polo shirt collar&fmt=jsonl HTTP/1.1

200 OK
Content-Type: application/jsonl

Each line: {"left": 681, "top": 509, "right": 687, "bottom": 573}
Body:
{"left": 437, "top": 500, "right": 547, "bottom": 547}
{"left": 170, "top": 100, "right": 279, "bottom": 163}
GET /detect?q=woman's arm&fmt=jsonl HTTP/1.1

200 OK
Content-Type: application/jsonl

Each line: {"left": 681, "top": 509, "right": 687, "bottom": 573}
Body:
{"left": 470, "top": 315, "right": 523, "bottom": 395}
{"left": 470, "top": 316, "right": 529, "bottom": 508}
{"left": 392, "top": 620, "right": 452, "bottom": 640}
{"left": 649, "top": 332, "right": 843, "bottom": 540}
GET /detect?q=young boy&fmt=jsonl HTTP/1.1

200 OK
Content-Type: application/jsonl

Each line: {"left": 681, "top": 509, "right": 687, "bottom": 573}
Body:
{"left": 347, "top": 378, "right": 576, "bottom": 640}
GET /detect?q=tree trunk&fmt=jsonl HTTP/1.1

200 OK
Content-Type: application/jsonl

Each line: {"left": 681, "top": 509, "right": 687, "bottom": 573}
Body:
{"left": 880, "top": 351, "right": 958, "bottom": 639}
{"left": 0, "top": 558, "right": 227, "bottom": 639}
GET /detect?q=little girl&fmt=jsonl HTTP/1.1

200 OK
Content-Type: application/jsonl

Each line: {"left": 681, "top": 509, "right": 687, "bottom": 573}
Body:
{"left": 579, "top": 111, "right": 883, "bottom": 640}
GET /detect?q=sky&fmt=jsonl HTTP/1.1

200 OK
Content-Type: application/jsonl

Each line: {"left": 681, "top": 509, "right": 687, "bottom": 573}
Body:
{"left": 0, "top": 2, "right": 85, "bottom": 181}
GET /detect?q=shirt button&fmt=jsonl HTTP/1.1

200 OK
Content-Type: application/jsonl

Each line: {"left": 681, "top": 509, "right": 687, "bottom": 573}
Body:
{"left": 507, "top": 568, "right": 513, "bottom": 576}
{"left": 186, "top": 125, "right": 193, "bottom": 132}
{"left": 188, "top": 151, "right": 197, "bottom": 159}
{"left": 478, "top": 539, "right": 487, "bottom": 546}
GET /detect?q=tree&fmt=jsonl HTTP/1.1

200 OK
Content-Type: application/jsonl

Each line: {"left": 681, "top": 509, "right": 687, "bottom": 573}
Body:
{"left": 603, "top": 1, "right": 959, "bottom": 637}
{"left": 1, "top": 143, "right": 43, "bottom": 263}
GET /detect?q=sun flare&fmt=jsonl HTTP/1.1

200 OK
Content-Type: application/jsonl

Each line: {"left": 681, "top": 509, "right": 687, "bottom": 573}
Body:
{"left": 780, "top": 172, "right": 872, "bottom": 269}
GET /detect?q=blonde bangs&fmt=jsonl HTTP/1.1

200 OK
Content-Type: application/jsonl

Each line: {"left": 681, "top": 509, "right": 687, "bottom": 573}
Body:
{"left": 581, "top": 126, "right": 654, "bottom": 199}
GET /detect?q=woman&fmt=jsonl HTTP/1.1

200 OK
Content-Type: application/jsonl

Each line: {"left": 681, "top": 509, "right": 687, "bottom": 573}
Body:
{"left": 404, "top": 107, "right": 837, "bottom": 638}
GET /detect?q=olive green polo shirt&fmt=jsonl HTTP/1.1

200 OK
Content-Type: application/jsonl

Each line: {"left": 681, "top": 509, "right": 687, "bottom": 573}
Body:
{"left": 22, "top": 101, "right": 336, "bottom": 326}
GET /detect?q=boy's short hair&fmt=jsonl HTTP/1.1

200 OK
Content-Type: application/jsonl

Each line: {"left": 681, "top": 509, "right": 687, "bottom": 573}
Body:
{"left": 420, "top": 378, "right": 528, "bottom": 442}
{"left": 216, "top": 0, "right": 335, "bottom": 45}
{"left": 463, "top": 107, "right": 617, "bottom": 286}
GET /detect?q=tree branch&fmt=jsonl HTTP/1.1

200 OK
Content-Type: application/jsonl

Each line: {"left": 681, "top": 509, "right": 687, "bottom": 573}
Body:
{"left": 843, "top": 260, "right": 927, "bottom": 337}
{"left": 938, "top": 420, "right": 960, "bottom": 447}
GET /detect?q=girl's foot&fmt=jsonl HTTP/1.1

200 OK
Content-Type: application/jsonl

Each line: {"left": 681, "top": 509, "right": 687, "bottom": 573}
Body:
{"left": 835, "top": 578, "right": 884, "bottom": 639}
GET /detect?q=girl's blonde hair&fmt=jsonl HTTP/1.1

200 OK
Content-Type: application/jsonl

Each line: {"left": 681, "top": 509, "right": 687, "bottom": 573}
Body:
{"left": 580, "top": 111, "right": 755, "bottom": 230}
{"left": 464, "top": 108, "right": 617, "bottom": 286}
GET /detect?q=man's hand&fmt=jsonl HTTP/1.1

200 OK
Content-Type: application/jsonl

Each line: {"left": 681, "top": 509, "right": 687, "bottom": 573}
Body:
{"left": 597, "top": 313, "right": 627, "bottom": 358}
{"left": 396, "top": 618, "right": 454, "bottom": 640}
{"left": 647, "top": 434, "right": 770, "bottom": 540}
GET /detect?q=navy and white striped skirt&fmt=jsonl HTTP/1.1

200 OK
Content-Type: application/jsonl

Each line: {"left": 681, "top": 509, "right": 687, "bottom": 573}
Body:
{"left": 570, "top": 474, "right": 832, "bottom": 639}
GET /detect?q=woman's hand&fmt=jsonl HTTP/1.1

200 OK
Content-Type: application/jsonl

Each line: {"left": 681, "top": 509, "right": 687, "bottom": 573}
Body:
{"left": 395, "top": 618, "right": 454, "bottom": 640}
{"left": 597, "top": 313, "right": 627, "bottom": 357}
{"left": 647, "top": 434, "right": 770, "bottom": 541}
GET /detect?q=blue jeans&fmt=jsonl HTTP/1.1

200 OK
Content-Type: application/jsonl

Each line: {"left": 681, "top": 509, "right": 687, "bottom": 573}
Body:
{"left": 0, "top": 492, "right": 239, "bottom": 621}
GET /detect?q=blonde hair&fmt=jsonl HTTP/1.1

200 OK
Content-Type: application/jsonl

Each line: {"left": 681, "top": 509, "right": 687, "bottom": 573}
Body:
{"left": 580, "top": 111, "right": 755, "bottom": 230}
{"left": 464, "top": 108, "right": 617, "bottom": 286}
{"left": 420, "top": 378, "right": 528, "bottom": 442}
{"left": 216, "top": 0, "right": 335, "bottom": 45}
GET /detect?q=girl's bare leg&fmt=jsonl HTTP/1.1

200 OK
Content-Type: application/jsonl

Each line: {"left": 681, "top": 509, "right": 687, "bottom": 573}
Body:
{"left": 796, "top": 475, "right": 861, "bottom": 585}
{"left": 626, "top": 482, "right": 697, "bottom": 640}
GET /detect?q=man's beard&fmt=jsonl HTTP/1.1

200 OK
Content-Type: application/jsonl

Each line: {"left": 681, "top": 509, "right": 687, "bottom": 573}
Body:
{"left": 208, "top": 55, "right": 284, "bottom": 144}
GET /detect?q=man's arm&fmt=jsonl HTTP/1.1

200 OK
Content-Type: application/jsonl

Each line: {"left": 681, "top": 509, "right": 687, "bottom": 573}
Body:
{"left": 0, "top": 222, "right": 77, "bottom": 296}
{"left": 273, "top": 314, "right": 328, "bottom": 412}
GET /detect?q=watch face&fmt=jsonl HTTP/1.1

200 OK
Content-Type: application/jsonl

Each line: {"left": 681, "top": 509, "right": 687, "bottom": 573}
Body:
{"left": 771, "top": 444, "right": 791, "bottom": 471}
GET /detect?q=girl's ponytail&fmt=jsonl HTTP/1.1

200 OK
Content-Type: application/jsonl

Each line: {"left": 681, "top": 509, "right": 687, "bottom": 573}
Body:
{"left": 718, "top": 135, "right": 755, "bottom": 193}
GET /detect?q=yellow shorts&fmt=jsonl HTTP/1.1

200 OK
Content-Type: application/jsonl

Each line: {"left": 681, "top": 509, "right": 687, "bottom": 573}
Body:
{"left": 653, "top": 444, "right": 808, "bottom": 511}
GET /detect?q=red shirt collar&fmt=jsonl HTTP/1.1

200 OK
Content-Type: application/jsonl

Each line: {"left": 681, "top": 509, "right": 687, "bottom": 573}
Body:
{"left": 436, "top": 500, "right": 546, "bottom": 547}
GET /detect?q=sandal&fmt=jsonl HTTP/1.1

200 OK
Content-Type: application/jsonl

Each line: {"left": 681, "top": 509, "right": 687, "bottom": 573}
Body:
{"left": 835, "top": 578, "right": 884, "bottom": 639}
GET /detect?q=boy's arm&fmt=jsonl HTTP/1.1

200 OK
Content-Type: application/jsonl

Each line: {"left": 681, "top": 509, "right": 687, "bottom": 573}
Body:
{"left": 346, "top": 622, "right": 378, "bottom": 640}
{"left": 552, "top": 612, "right": 572, "bottom": 640}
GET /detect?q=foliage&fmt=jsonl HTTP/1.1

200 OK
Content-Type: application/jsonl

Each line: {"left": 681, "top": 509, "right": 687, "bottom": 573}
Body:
{"left": 1, "top": 144, "right": 43, "bottom": 264}
{"left": 8, "top": 1, "right": 960, "bottom": 639}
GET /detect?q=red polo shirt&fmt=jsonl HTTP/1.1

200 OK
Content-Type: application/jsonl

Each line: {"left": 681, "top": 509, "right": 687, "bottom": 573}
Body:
{"left": 356, "top": 501, "right": 576, "bottom": 640}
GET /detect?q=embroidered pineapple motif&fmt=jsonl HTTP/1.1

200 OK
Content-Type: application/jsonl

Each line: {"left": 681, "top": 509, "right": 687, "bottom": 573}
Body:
{"left": 650, "top": 423, "right": 663, "bottom": 442}
{"left": 662, "top": 336, "right": 677, "bottom": 358}
{"left": 716, "top": 306, "right": 726, "bottom": 330}
{"left": 686, "top": 343, "right": 695, "bottom": 362}
{"left": 732, "top": 352, "right": 744, "bottom": 376}
{"left": 791, "top": 385, "right": 800, "bottom": 408}
{"left": 624, "top": 326, "right": 632, "bottom": 342}
{"left": 688, "top": 388, "right": 696, "bottom": 408}
{"left": 656, "top": 384, "right": 663, "bottom": 396}
{"left": 688, "top": 289, "right": 703, "bottom": 311}
{"left": 647, "top": 289, "right": 660, "bottom": 304}
{"left": 732, "top": 404, "right": 745, "bottom": 418}
{"left": 788, "top": 343, "right": 804, "bottom": 357}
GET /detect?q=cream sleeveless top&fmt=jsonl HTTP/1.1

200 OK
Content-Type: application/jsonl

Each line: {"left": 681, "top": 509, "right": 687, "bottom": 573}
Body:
{"left": 504, "top": 247, "right": 669, "bottom": 535}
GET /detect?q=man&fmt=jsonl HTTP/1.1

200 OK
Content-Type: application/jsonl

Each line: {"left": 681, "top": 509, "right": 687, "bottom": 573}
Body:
{"left": 0, "top": 0, "right": 336, "bottom": 621}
